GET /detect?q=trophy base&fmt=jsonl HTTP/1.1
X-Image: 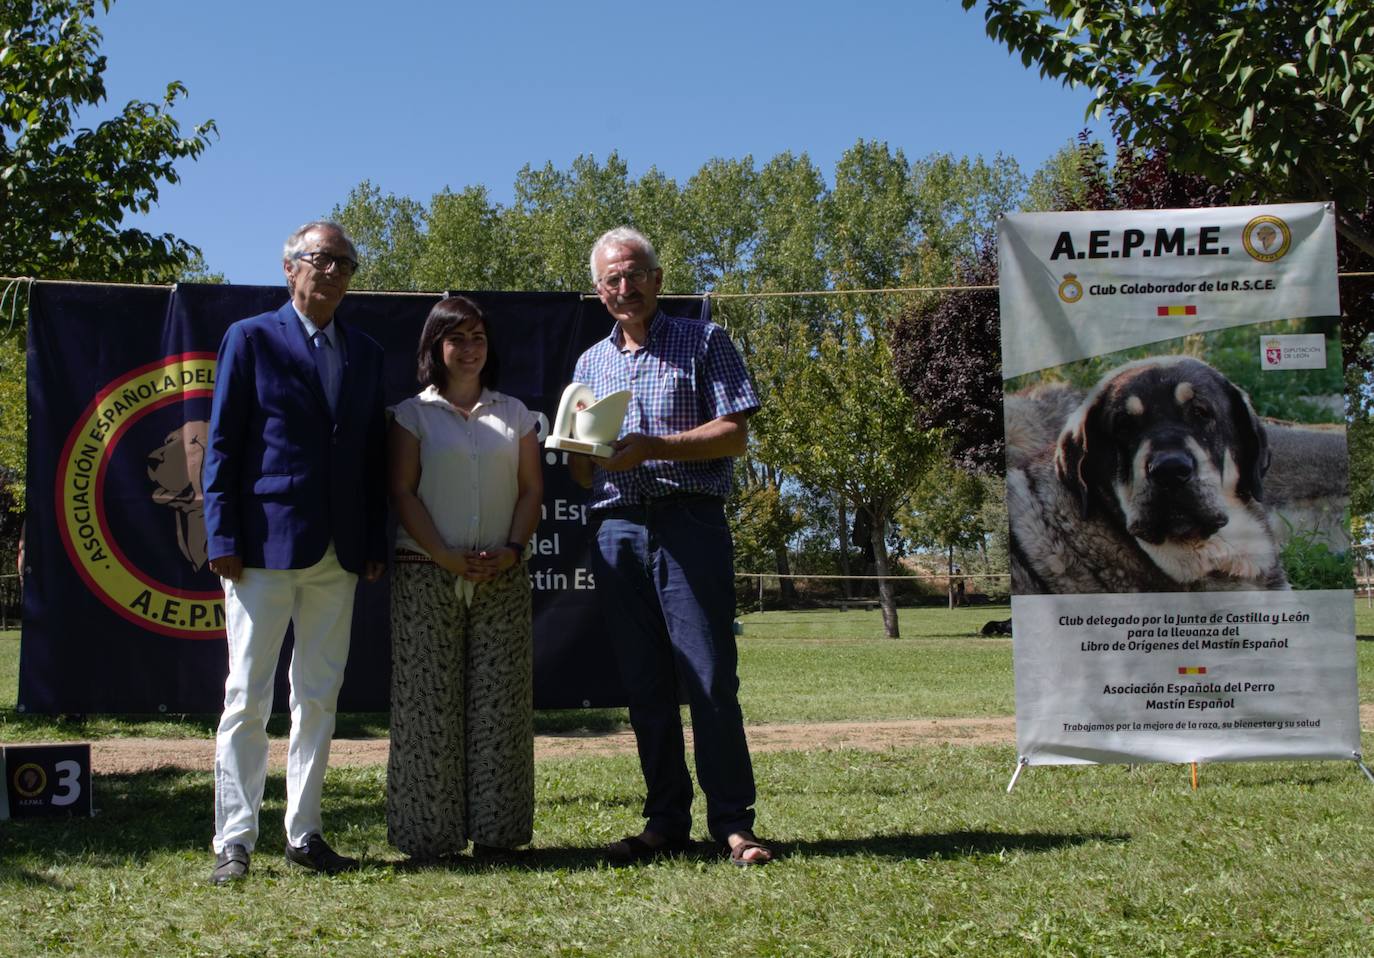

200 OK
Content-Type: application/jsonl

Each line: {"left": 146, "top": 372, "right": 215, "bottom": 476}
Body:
{"left": 545, "top": 435, "right": 614, "bottom": 458}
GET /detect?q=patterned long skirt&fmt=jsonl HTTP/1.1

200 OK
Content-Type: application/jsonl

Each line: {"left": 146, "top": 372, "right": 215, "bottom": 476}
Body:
{"left": 387, "top": 559, "right": 534, "bottom": 857}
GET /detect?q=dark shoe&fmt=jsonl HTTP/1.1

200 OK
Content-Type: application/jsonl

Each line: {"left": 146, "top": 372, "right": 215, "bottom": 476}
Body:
{"left": 605, "top": 831, "right": 690, "bottom": 865}
{"left": 285, "top": 834, "right": 359, "bottom": 874}
{"left": 210, "top": 843, "right": 250, "bottom": 885}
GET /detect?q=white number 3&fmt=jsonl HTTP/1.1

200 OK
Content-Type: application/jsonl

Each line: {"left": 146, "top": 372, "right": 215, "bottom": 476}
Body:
{"left": 50, "top": 760, "right": 81, "bottom": 807}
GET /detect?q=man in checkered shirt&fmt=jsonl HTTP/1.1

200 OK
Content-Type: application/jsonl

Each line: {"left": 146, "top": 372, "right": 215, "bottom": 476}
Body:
{"left": 569, "top": 226, "right": 773, "bottom": 867}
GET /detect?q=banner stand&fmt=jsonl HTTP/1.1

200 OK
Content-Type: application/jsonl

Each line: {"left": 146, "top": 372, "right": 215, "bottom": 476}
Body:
{"left": 1006, "top": 752, "right": 1374, "bottom": 792}
{"left": 1005, "top": 756, "right": 1027, "bottom": 793}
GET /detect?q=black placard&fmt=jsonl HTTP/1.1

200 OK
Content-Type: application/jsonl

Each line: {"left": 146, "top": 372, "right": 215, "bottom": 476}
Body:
{"left": 3, "top": 744, "right": 93, "bottom": 818}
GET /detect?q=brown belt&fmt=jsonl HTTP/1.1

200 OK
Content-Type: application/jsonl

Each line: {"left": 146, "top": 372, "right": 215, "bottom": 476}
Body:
{"left": 394, "top": 548, "right": 436, "bottom": 564}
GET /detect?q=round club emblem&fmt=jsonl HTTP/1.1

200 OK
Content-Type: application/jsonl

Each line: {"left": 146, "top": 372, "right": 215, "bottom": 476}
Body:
{"left": 55, "top": 353, "right": 225, "bottom": 640}
{"left": 13, "top": 763, "right": 47, "bottom": 798}
{"left": 1241, "top": 215, "right": 1292, "bottom": 263}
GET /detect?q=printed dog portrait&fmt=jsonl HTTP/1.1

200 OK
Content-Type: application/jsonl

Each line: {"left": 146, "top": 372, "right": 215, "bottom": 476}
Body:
{"left": 147, "top": 420, "right": 210, "bottom": 571}
{"left": 1007, "top": 356, "right": 1289, "bottom": 594}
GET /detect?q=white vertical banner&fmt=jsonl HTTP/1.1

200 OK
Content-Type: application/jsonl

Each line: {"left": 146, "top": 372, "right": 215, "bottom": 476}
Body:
{"left": 998, "top": 202, "right": 1359, "bottom": 766}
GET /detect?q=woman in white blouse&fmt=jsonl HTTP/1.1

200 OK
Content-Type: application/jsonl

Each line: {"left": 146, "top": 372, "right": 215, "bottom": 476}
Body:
{"left": 386, "top": 295, "right": 542, "bottom": 860}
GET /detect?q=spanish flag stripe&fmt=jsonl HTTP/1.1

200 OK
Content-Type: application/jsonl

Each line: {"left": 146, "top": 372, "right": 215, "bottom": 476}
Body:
{"left": 1156, "top": 305, "right": 1198, "bottom": 317}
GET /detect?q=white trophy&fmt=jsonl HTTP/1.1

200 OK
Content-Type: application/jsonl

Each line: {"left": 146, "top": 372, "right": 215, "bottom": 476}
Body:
{"left": 544, "top": 382, "right": 632, "bottom": 459}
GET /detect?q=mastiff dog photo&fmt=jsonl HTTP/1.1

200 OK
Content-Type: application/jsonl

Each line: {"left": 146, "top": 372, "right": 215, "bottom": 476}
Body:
{"left": 1006, "top": 355, "right": 1348, "bottom": 595}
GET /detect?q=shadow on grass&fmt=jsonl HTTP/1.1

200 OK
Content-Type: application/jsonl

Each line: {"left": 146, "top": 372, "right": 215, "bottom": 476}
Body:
{"left": 533, "top": 709, "right": 630, "bottom": 735}
{"left": 2, "top": 765, "right": 1124, "bottom": 877}
{"left": 784, "top": 829, "right": 1128, "bottom": 861}
{"left": 0, "top": 769, "right": 387, "bottom": 868}
{"left": 386, "top": 830, "right": 1127, "bottom": 875}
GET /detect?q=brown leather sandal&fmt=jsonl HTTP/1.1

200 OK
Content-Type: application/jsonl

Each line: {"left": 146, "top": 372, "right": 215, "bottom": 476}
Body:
{"left": 725, "top": 834, "right": 774, "bottom": 867}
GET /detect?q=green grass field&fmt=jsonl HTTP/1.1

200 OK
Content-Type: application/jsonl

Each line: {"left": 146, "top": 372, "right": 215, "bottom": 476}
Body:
{"left": 2, "top": 607, "right": 1373, "bottom": 956}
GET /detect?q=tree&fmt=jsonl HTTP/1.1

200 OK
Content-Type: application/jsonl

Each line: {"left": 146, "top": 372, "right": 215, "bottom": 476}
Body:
{"left": 416, "top": 185, "right": 517, "bottom": 292}
{"left": 899, "top": 459, "right": 991, "bottom": 608}
{"left": 910, "top": 151, "right": 1024, "bottom": 280}
{"left": 740, "top": 152, "right": 831, "bottom": 603}
{"left": 504, "top": 153, "right": 631, "bottom": 290}
{"left": 330, "top": 181, "right": 426, "bottom": 291}
{"left": 768, "top": 319, "right": 939, "bottom": 636}
{"left": 825, "top": 140, "right": 917, "bottom": 297}
{"left": 1, "top": 0, "right": 216, "bottom": 282}
{"left": 1, "top": 0, "right": 215, "bottom": 519}
{"left": 890, "top": 247, "right": 1004, "bottom": 474}
{"left": 962, "top": 1, "right": 1374, "bottom": 257}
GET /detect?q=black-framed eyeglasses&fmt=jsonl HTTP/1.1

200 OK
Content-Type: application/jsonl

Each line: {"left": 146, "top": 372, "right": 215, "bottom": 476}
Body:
{"left": 597, "top": 268, "right": 653, "bottom": 289}
{"left": 293, "top": 250, "right": 359, "bottom": 276}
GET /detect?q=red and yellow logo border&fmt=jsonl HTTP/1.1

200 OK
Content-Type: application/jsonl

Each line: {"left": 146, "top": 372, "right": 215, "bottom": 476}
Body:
{"left": 55, "top": 353, "right": 224, "bottom": 640}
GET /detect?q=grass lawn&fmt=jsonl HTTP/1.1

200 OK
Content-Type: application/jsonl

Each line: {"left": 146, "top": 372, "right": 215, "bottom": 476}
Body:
{"left": 0, "top": 606, "right": 1019, "bottom": 740}
{"left": 1, "top": 607, "right": 1373, "bottom": 955}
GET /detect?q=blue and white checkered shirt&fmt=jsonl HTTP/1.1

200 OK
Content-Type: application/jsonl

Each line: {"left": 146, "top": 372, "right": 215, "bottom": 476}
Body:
{"left": 573, "top": 310, "right": 759, "bottom": 509}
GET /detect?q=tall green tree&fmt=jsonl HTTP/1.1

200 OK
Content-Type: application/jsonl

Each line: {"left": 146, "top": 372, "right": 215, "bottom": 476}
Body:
{"left": 825, "top": 140, "right": 917, "bottom": 298}
{"left": 505, "top": 153, "right": 631, "bottom": 290}
{"left": 330, "top": 180, "right": 426, "bottom": 291}
{"left": 735, "top": 152, "right": 829, "bottom": 603}
{"left": 910, "top": 151, "right": 1024, "bottom": 280}
{"left": 1, "top": 0, "right": 216, "bottom": 281}
{"left": 418, "top": 185, "right": 516, "bottom": 291}
{"left": 626, "top": 168, "right": 690, "bottom": 286}
{"left": 681, "top": 156, "right": 760, "bottom": 293}
{"left": 768, "top": 318, "right": 939, "bottom": 636}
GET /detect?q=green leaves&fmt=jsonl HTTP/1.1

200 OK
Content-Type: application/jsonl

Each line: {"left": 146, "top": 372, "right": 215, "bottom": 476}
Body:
{"left": 0, "top": 0, "right": 215, "bottom": 282}
{"left": 965, "top": 1, "right": 1374, "bottom": 254}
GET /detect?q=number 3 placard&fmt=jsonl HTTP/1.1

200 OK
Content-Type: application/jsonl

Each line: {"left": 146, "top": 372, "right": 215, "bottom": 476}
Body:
{"left": 2, "top": 744, "right": 93, "bottom": 819}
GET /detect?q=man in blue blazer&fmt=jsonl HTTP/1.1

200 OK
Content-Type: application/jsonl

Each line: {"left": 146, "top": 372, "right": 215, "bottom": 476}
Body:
{"left": 202, "top": 221, "right": 387, "bottom": 884}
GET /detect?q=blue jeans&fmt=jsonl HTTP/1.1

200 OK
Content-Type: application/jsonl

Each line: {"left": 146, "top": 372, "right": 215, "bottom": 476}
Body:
{"left": 590, "top": 496, "right": 757, "bottom": 842}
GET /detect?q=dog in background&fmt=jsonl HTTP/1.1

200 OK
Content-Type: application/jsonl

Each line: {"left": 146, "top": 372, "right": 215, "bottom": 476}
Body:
{"left": 1007, "top": 356, "right": 1288, "bottom": 594}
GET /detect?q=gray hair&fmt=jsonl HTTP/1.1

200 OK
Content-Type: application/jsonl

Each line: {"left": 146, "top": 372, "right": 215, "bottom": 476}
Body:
{"left": 589, "top": 226, "right": 659, "bottom": 284}
{"left": 282, "top": 220, "right": 358, "bottom": 264}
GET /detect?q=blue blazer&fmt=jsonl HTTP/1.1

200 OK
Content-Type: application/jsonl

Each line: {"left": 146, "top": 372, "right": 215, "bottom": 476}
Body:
{"left": 202, "top": 302, "right": 387, "bottom": 574}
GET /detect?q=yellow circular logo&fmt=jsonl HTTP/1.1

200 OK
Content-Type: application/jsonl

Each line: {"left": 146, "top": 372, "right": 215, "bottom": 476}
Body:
{"left": 13, "top": 762, "right": 47, "bottom": 798}
{"left": 56, "top": 354, "right": 225, "bottom": 640}
{"left": 1242, "top": 215, "right": 1292, "bottom": 263}
{"left": 1058, "top": 274, "right": 1084, "bottom": 304}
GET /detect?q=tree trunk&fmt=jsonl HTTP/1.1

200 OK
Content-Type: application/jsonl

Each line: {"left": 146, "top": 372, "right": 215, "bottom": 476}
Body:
{"left": 835, "top": 490, "right": 853, "bottom": 599}
{"left": 773, "top": 546, "right": 797, "bottom": 606}
{"left": 870, "top": 506, "right": 900, "bottom": 638}
{"left": 947, "top": 544, "right": 955, "bottom": 610}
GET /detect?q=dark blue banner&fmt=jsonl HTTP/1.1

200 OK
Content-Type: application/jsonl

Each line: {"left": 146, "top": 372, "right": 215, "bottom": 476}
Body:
{"left": 19, "top": 282, "right": 709, "bottom": 713}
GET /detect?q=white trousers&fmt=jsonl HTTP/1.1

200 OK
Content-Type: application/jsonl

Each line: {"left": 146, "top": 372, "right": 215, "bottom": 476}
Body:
{"left": 212, "top": 544, "right": 357, "bottom": 853}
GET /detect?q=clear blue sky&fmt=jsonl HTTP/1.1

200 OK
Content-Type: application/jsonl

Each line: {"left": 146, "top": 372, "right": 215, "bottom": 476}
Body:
{"left": 94, "top": 0, "right": 1102, "bottom": 286}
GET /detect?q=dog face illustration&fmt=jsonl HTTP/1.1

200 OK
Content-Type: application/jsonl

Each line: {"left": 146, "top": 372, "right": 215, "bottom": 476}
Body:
{"left": 148, "top": 420, "right": 210, "bottom": 571}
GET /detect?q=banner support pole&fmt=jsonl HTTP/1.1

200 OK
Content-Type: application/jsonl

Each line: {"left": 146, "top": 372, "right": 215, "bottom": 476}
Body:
{"left": 1190, "top": 762, "right": 1199, "bottom": 790}
{"left": 1356, "top": 753, "right": 1374, "bottom": 785}
{"left": 1006, "top": 755, "right": 1028, "bottom": 792}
